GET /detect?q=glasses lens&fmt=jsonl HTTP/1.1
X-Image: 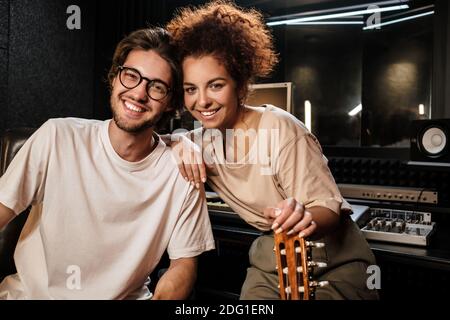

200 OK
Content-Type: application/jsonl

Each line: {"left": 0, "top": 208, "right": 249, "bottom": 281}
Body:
{"left": 120, "top": 67, "right": 141, "bottom": 89}
{"left": 148, "top": 81, "right": 169, "bottom": 101}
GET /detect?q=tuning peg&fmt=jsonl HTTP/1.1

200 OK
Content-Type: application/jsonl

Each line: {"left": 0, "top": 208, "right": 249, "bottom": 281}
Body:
{"left": 294, "top": 261, "right": 327, "bottom": 273}
{"left": 309, "top": 280, "right": 329, "bottom": 288}
{"left": 305, "top": 241, "right": 325, "bottom": 248}
{"left": 309, "top": 261, "right": 327, "bottom": 268}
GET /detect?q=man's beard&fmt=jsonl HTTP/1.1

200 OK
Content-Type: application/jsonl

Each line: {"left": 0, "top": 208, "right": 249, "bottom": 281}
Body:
{"left": 112, "top": 111, "right": 162, "bottom": 133}
{"left": 110, "top": 98, "right": 163, "bottom": 133}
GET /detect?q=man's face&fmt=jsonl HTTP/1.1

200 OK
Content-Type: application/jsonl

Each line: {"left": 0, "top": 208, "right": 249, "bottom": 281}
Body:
{"left": 110, "top": 49, "right": 172, "bottom": 133}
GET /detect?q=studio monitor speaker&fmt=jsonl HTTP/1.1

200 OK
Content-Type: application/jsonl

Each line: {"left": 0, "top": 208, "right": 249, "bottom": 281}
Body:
{"left": 410, "top": 119, "right": 450, "bottom": 163}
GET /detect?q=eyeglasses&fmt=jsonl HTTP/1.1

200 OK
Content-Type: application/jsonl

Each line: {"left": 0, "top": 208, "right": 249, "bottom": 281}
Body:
{"left": 118, "top": 66, "right": 171, "bottom": 101}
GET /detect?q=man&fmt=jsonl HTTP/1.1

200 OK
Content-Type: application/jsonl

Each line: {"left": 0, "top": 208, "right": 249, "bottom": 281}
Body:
{"left": 0, "top": 27, "right": 215, "bottom": 299}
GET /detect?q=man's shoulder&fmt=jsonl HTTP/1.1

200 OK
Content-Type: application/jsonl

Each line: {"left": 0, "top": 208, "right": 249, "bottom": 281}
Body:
{"left": 157, "top": 143, "right": 183, "bottom": 171}
{"left": 37, "top": 118, "right": 105, "bottom": 138}
{"left": 43, "top": 117, "right": 104, "bottom": 130}
{"left": 153, "top": 138, "right": 196, "bottom": 190}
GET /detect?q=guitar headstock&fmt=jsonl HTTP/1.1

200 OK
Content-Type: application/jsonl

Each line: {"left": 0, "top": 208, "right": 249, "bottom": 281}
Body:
{"left": 274, "top": 232, "right": 329, "bottom": 300}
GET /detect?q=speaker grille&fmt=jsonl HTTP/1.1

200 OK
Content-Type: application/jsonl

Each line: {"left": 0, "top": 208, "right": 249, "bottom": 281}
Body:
{"left": 410, "top": 119, "right": 450, "bottom": 162}
{"left": 420, "top": 126, "right": 447, "bottom": 156}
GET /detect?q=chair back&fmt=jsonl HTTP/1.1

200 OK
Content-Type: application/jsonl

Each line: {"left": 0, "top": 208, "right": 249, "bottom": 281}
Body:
{"left": 0, "top": 128, "right": 36, "bottom": 281}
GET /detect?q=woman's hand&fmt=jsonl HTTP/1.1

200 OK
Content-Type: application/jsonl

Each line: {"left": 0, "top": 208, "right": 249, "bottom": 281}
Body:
{"left": 264, "top": 198, "right": 317, "bottom": 238}
{"left": 170, "top": 134, "right": 207, "bottom": 189}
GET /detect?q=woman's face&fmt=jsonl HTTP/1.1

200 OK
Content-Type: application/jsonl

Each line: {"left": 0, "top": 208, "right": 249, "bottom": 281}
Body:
{"left": 182, "top": 55, "right": 241, "bottom": 130}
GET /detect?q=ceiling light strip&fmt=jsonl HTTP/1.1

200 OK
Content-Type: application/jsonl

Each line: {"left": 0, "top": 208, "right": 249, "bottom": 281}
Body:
{"left": 266, "top": 0, "right": 409, "bottom": 23}
{"left": 363, "top": 10, "right": 434, "bottom": 30}
{"left": 289, "top": 21, "right": 364, "bottom": 25}
{"left": 267, "top": 5, "right": 409, "bottom": 26}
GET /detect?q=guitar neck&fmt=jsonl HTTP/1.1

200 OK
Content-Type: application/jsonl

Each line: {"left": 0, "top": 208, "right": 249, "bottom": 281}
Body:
{"left": 274, "top": 232, "right": 311, "bottom": 300}
{"left": 274, "top": 231, "right": 328, "bottom": 300}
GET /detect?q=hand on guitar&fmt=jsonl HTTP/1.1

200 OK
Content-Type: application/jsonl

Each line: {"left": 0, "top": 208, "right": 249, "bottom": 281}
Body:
{"left": 264, "top": 197, "right": 317, "bottom": 238}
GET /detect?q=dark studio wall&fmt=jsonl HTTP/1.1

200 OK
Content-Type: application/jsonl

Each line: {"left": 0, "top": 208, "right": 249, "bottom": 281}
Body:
{"left": 1, "top": 0, "right": 96, "bottom": 131}
{"left": 433, "top": 0, "right": 450, "bottom": 119}
{"left": 0, "top": 0, "right": 9, "bottom": 131}
{"left": 361, "top": 16, "right": 433, "bottom": 147}
{"left": 266, "top": 4, "right": 435, "bottom": 148}
{"left": 283, "top": 25, "right": 363, "bottom": 146}
{"left": 92, "top": 0, "right": 169, "bottom": 121}
{"left": 1, "top": 0, "right": 450, "bottom": 143}
{"left": 0, "top": 0, "right": 172, "bottom": 132}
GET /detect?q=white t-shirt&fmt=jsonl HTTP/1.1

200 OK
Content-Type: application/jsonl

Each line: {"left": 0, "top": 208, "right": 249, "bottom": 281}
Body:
{"left": 0, "top": 118, "right": 215, "bottom": 299}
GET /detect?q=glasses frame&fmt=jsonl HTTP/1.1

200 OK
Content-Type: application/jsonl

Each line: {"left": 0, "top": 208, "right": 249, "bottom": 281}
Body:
{"left": 117, "top": 66, "right": 171, "bottom": 101}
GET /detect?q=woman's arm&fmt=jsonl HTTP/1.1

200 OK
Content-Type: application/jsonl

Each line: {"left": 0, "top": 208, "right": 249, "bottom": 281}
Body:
{"left": 163, "top": 132, "right": 207, "bottom": 188}
{"left": 264, "top": 133, "right": 345, "bottom": 239}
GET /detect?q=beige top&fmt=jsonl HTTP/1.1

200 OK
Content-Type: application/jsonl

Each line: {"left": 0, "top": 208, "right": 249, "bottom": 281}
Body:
{"left": 0, "top": 118, "right": 215, "bottom": 299}
{"left": 202, "top": 105, "right": 351, "bottom": 231}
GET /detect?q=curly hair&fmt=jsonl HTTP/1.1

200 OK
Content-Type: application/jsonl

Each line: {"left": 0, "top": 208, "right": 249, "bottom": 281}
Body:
{"left": 107, "top": 27, "right": 183, "bottom": 125}
{"left": 166, "top": 0, "right": 279, "bottom": 100}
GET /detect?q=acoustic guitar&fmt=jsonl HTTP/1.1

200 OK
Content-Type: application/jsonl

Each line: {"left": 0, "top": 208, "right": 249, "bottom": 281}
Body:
{"left": 274, "top": 232, "right": 329, "bottom": 299}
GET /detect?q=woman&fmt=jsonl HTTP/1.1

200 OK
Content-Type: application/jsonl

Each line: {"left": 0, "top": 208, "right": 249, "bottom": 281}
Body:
{"left": 167, "top": 0, "right": 378, "bottom": 300}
